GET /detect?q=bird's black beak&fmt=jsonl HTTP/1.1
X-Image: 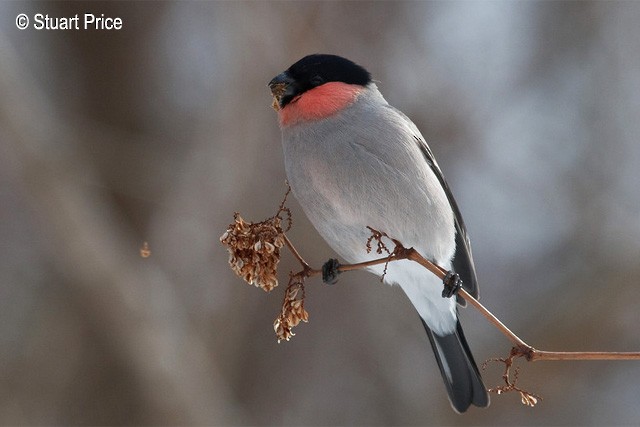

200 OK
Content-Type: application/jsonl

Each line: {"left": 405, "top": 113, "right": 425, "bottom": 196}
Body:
{"left": 268, "top": 72, "right": 298, "bottom": 111}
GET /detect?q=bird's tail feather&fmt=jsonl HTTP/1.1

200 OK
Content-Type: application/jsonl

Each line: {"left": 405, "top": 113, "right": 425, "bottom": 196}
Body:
{"left": 421, "top": 318, "right": 489, "bottom": 413}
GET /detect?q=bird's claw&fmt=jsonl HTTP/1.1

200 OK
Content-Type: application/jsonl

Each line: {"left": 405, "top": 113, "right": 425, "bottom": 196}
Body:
{"left": 322, "top": 258, "right": 341, "bottom": 284}
{"left": 442, "top": 271, "right": 462, "bottom": 298}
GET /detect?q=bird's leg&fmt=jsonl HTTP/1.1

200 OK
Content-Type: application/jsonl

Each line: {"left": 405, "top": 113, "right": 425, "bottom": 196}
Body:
{"left": 442, "top": 271, "right": 462, "bottom": 298}
{"left": 322, "top": 258, "right": 341, "bottom": 284}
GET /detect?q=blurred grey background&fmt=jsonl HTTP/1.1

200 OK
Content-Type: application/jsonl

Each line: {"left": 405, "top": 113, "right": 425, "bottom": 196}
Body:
{"left": 1, "top": 1, "right": 640, "bottom": 425}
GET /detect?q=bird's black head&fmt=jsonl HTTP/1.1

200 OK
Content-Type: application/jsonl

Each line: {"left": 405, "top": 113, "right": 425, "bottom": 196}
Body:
{"left": 269, "top": 54, "right": 372, "bottom": 109}
{"left": 285, "top": 54, "right": 372, "bottom": 90}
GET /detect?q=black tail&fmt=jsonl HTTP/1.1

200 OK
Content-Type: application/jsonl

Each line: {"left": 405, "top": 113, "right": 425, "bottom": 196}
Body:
{"left": 422, "top": 318, "right": 489, "bottom": 413}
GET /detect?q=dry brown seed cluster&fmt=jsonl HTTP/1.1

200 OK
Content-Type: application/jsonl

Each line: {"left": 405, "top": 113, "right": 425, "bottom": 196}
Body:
{"left": 270, "top": 83, "right": 287, "bottom": 111}
{"left": 483, "top": 354, "right": 542, "bottom": 407}
{"left": 520, "top": 391, "right": 539, "bottom": 407}
{"left": 220, "top": 213, "right": 285, "bottom": 292}
{"left": 365, "top": 226, "right": 391, "bottom": 255}
{"left": 274, "top": 275, "right": 309, "bottom": 343}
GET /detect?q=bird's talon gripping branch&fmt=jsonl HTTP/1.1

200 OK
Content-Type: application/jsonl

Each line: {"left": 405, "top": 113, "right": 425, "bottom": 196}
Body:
{"left": 322, "top": 258, "right": 341, "bottom": 284}
{"left": 442, "top": 271, "right": 463, "bottom": 298}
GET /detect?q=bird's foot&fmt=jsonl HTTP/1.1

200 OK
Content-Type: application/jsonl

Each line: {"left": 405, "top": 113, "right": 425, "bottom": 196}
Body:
{"left": 442, "top": 271, "right": 462, "bottom": 298}
{"left": 322, "top": 258, "right": 341, "bottom": 285}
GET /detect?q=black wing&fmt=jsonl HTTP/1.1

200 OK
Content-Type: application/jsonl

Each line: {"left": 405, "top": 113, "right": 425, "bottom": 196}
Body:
{"left": 414, "top": 136, "right": 479, "bottom": 305}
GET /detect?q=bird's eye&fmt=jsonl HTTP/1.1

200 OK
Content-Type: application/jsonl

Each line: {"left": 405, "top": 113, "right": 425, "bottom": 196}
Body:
{"left": 310, "top": 75, "right": 325, "bottom": 86}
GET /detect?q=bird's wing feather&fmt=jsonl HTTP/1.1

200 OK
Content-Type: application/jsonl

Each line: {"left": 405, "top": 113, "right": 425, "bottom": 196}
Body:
{"left": 384, "top": 104, "right": 479, "bottom": 302}
{"left": 413, "top": 135, "right": 479, "bottom": 303}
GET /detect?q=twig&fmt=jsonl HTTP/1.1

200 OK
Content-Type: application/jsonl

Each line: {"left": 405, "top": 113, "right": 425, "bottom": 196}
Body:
{"left": 282, "top": 234, "right": 313, "bottom": 272}
{"left": 482, "top": 348, "right": 542, "bottom": 406}
{"left": 526, "top": 349, "right": 640, "bottom": 361}
{"left": 224, "top": 192, "right": 640, "bottom": 409}
{"left": 283, "top": 226, "right": 640, "bottom": 361}
{"left": 458, "top": 288, "right": 529, "bottom": 349}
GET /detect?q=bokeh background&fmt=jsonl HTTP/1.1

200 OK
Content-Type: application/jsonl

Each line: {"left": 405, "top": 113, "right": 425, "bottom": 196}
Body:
{"left": 2, "top": 1, "right": 640, "bottom": 425}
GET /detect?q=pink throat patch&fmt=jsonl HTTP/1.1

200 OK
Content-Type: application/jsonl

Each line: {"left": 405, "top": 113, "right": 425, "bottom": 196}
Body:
{"left": 278, "top": 82, "right": 364, "bottom": 127}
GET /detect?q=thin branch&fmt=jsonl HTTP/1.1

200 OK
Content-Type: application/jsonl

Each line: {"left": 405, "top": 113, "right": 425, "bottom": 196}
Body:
{"left": 527, "top": 349, "right": 640, "bottom": 362}
{"left": 282, "top": 234, "right": 312, "bottom": 272}
{"left": 458, "top": 288, "right": 529, "bottom": 349}
{"left": 482, "top": 349, "right": 542, "bottom": 406}
{"left": 283, "top": 226, "right": 640, "bottom": 361}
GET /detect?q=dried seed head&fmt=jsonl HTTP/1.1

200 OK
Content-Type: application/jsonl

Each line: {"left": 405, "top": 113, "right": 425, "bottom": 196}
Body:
{"left": 220, "top": 212, "right": 285, "bottom": 292}
{"left": 520, "top": 391, "right": 539, "bottom": 407}
{"left": 271, "top": 82, "right": 287, "bottom": 111}
{"left": 274, "top": 275, "right": 309, "bottom": 343}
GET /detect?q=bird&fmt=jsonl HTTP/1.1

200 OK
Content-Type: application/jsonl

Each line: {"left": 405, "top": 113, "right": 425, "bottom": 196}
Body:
{"left": 268, "top": 54, "right": 489, "bottom": 413}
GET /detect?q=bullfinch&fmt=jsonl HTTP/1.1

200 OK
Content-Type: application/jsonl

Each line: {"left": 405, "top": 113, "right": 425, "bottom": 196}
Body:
{"left": 269, "top": 54, "right": 489, "bottom": 413}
